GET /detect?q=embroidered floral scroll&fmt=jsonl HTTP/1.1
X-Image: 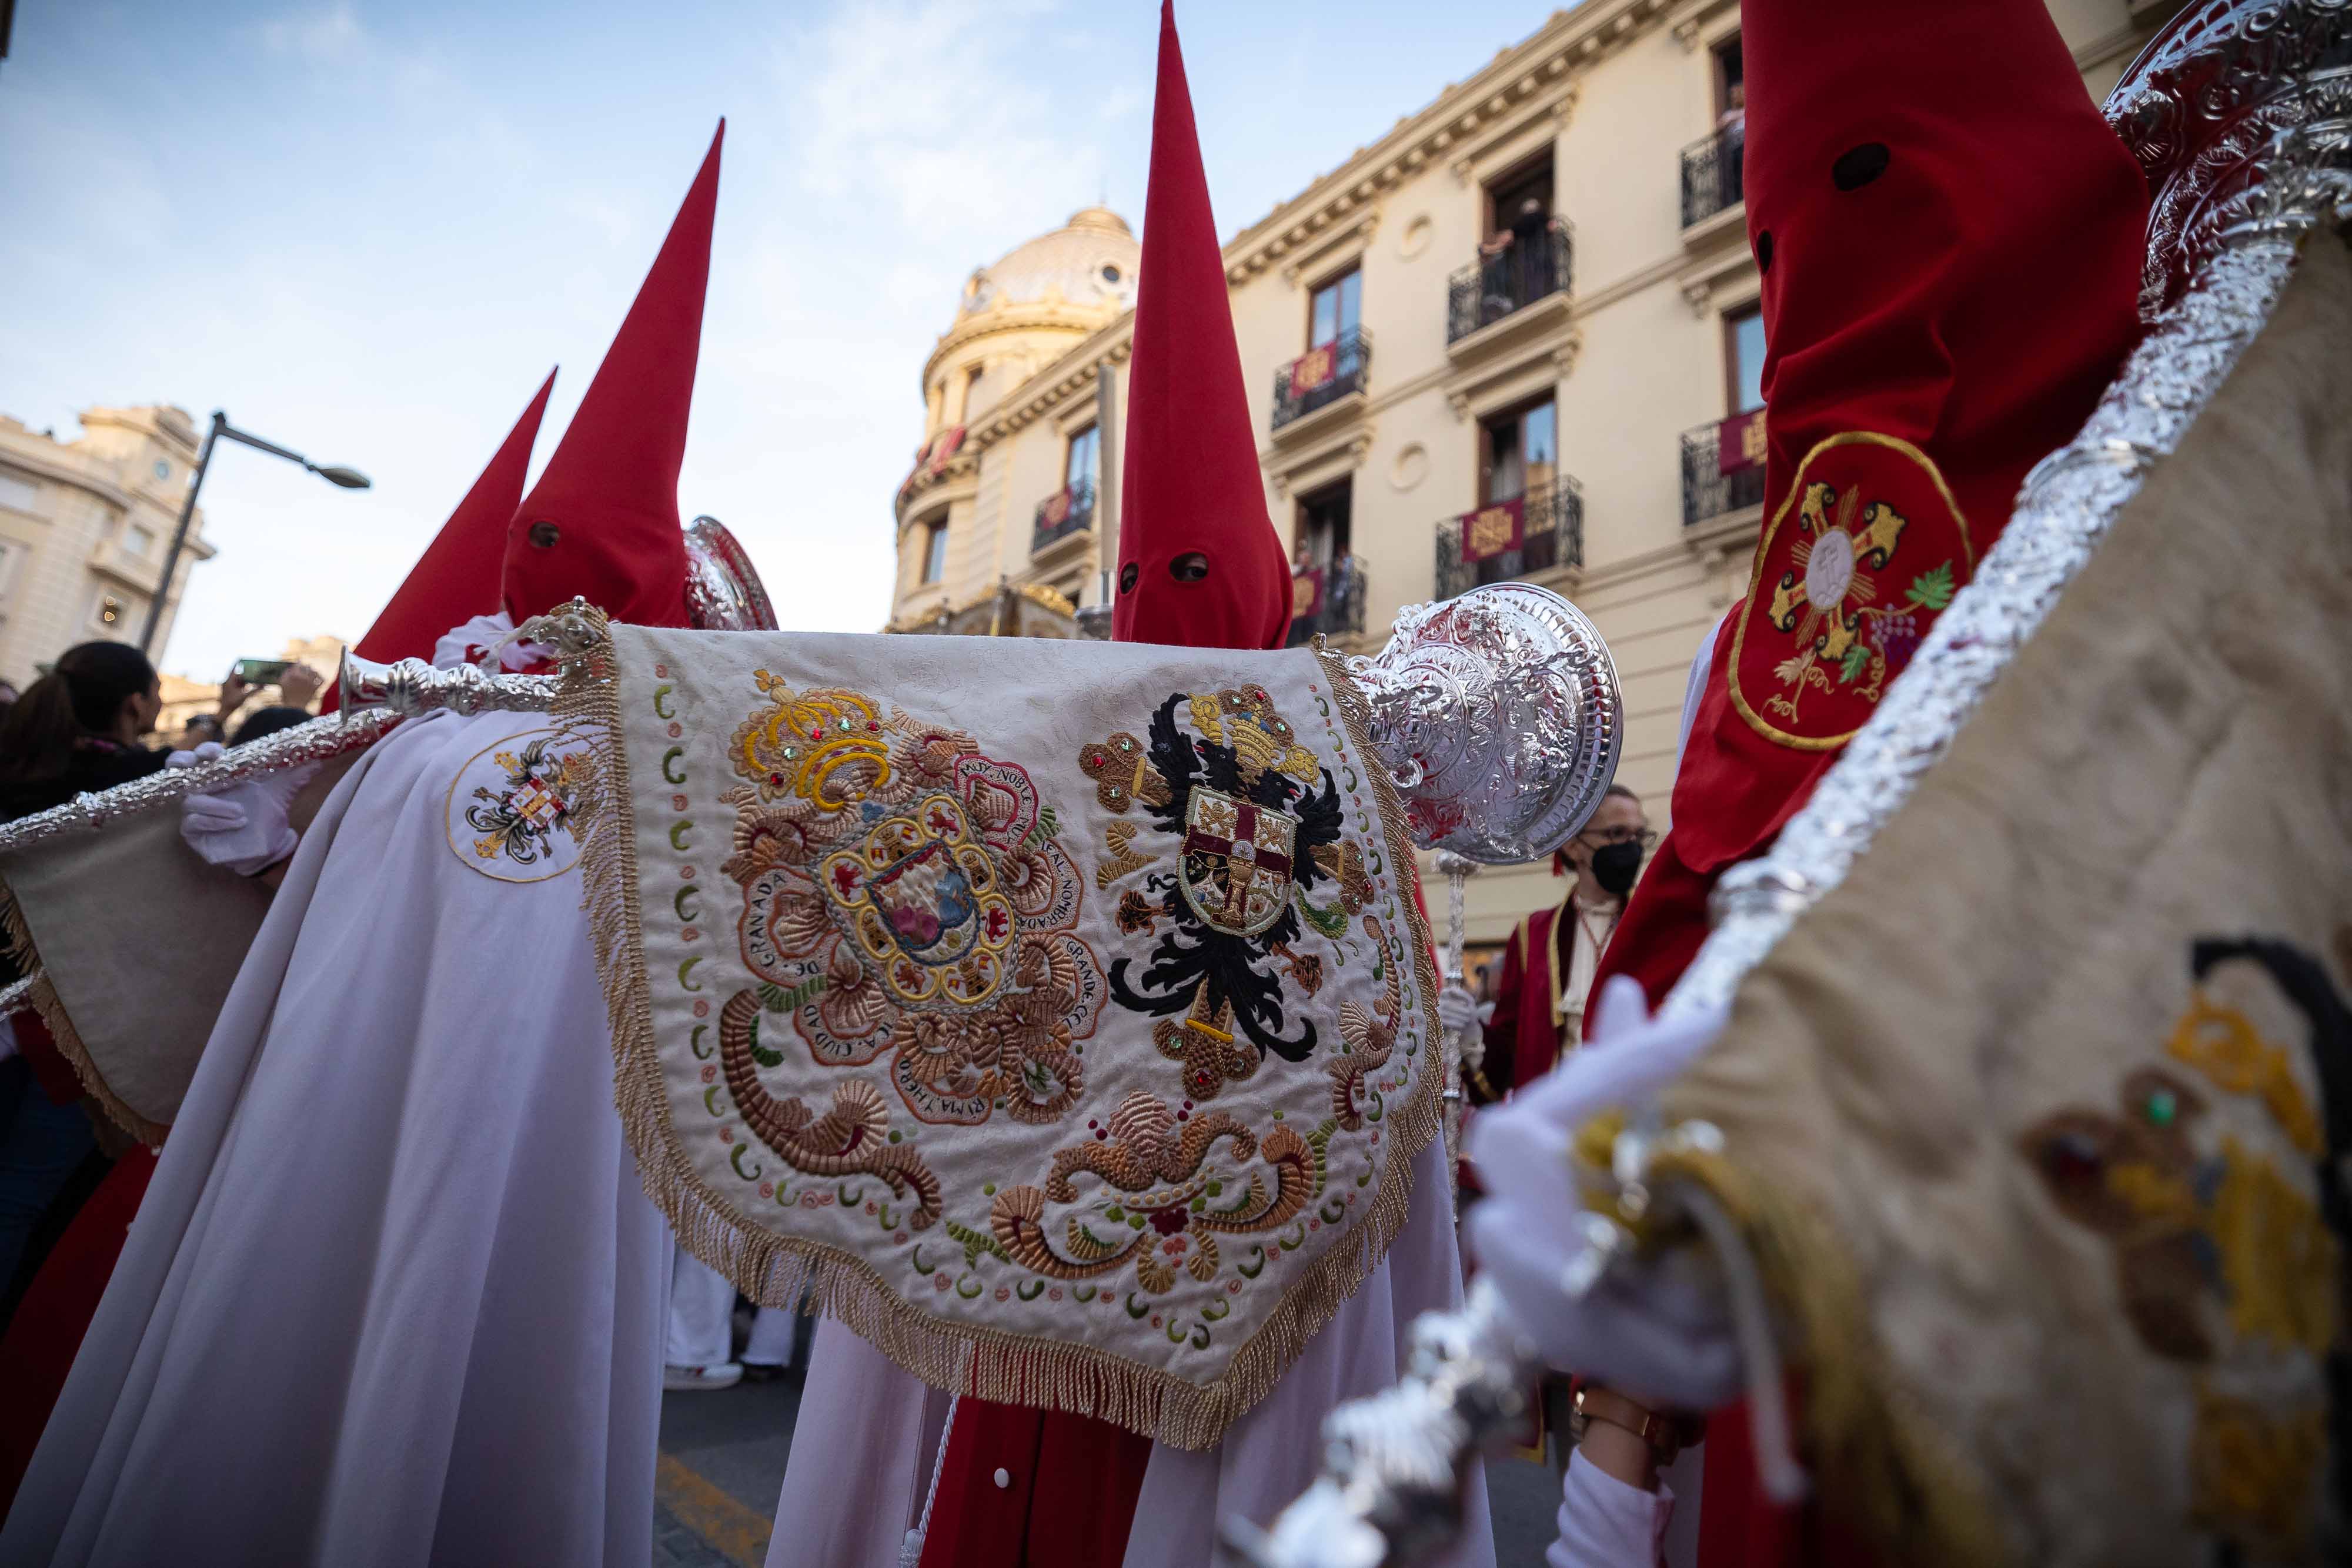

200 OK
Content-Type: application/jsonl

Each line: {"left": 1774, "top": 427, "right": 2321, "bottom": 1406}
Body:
{"left": 564, "top": 618, "right": 1442, "bottom": 1447}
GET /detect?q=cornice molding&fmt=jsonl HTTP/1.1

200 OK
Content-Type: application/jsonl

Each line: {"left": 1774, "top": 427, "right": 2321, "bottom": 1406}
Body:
{"left": 920, "top": 294, "right": 1126, "bottom": 389}
{"left": 967, "top": 328, "right": 1134, "bottom": 449}
{"left": 0, "top": 443, "right": 169, "bottom": 531}
{"left": 1220, "top": 0, "right": 1678, "bottom": 287}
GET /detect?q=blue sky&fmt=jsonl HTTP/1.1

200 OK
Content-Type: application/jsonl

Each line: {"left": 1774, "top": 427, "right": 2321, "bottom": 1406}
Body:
{"left": 1, "top": 0, "right": 1563, "bottom": 680}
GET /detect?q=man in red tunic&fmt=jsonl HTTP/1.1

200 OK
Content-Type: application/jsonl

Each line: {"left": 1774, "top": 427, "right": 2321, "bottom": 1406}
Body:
{"left": 1464, "top": 784, "right": 1649, "bottom": 1110}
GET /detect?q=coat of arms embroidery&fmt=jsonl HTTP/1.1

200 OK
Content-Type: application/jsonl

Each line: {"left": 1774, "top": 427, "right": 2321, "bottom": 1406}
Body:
{"left": 445, "top": 728, "right": 589, "bottom": 882}
{"left": 1728, "top": 432, "right": 1974, "bottom": 751}
{"left": 1179, "top": 787, "right": 1297, "bottom": 938}
{"left": 1080, "top": 684, "right": 1373, "bottom": 1101}
{"left": 723, "top": 677, "right": 1103, "bottom": 1134}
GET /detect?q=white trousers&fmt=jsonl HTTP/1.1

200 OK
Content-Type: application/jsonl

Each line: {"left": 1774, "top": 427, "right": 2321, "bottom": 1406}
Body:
{"left": 666, "top": 1239, "right": 797, "bottom": 1369}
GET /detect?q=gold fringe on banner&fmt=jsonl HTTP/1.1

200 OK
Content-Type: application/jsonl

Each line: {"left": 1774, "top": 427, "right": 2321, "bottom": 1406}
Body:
{"left": 1646, "top": 1143, "right": 2003, "bottom": 1568}
{"left": 555, "top": 607, "right": 1446, "bottom": 1450}
{"left": 0, "top": 881, "right": 168, "bottom": 1147}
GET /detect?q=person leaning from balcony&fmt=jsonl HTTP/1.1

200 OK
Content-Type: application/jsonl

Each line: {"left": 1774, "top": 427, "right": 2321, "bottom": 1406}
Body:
{"left": 0, "top": 643, "right": 165, "bottom": 1332}
{"left": 1481, "top": 195, "right": 1555, "bottom": 310}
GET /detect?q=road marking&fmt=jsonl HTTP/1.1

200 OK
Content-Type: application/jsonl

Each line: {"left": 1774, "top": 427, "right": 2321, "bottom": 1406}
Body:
{"left": 656, "top": 1452, "right": 773, "bottom": 1567}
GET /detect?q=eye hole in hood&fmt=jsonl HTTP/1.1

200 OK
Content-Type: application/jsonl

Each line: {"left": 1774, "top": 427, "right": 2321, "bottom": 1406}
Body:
{"left": 1832, "top": 142, "right": 1890, "bottom": 192}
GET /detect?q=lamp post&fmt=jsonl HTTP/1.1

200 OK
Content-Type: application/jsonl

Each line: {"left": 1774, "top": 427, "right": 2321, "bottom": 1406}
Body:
{"left": 139, "top": 409, "right": 372, "bottom": 656}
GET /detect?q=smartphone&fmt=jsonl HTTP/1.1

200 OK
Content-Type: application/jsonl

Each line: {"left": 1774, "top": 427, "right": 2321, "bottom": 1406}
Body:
{"left": 232, "top": 658, "right": 296, "bottom": 686}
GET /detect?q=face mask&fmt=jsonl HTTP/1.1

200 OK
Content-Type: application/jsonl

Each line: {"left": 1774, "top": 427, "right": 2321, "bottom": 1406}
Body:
{"left": 1587, "top": 839, "right": 1643, "bottom": 898}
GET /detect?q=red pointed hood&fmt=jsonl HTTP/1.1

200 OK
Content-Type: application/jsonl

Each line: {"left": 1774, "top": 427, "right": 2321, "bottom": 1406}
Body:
{"left": 1742, "top": 0, "right": 2144, "bottom": 504}
{"left": 502, "top": 121, "right": 722, "bottom": 629}
{"left": 1110, "top": 2, "right": 1287, "bottom": 651}
{"left": 320, "top": 368, "right": 555, "bottom": 714}
{"left": 1659, "top": 0, "right": 2146, "bottom": 880}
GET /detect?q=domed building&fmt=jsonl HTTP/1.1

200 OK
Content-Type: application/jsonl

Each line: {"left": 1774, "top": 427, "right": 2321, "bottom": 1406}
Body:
{"left": 889, "top": 209, "right": 1139, "bottom": 636}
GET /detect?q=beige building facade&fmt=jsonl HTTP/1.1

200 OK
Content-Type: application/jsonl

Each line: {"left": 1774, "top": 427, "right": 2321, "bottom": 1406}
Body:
{"left": 888, "top": 0, "right": 2178, "bottom": 940}
{"left": 0, "top": 406, "right": 217, "bottom": 690}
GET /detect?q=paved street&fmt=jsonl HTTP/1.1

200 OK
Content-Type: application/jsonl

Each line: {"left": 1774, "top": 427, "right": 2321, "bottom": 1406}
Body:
{"left": 650, "top": 1321, "right": 1561, "bottom": 1567}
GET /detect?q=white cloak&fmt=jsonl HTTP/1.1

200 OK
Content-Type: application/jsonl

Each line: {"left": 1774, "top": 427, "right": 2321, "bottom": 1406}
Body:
{"left": 0, "top": 708, "right": 666, "bottom": 1567}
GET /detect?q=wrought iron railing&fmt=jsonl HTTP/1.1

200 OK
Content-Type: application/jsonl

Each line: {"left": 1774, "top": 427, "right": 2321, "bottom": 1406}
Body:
{"left": 1284, "top": 554, "right": 1367, "bottom": 647}
{"left": 1433, "top": 477, "right": 1583, "bottom": 600}
{"left": 1446, "top": 218, "right": 1573, "bottom": 344}
{"left": 1030, "top": 477, "right": 1095, "bottom": 555}
{"left": 1680, "top": 123, "right": 1745, "bottom": 229}
{"left": 1679, "top": 421, "right": 1767, "bottom": 527}
{"left": 1271, "top": 326, "right": 1372, "bottom": 430}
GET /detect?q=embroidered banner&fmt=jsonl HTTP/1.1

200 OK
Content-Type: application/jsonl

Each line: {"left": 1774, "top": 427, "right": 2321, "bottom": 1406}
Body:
{"left": 1458, "top": 497, "right": 1524, "bottom": 563}
{"left": 1650, "top": 244, "right": 2352, "bottom": 1564}
{"left": 1288, "top": 342, "right": 1338, "bottom": 394}
{"left": 563, "top": 618, "right": 1442, "bottom": 1447}
{"left": 1718, "top": 407, "right": 1766, "bottom": 476}
{"left": 1289, "top": 566, "right": 1324, "bottom": 621}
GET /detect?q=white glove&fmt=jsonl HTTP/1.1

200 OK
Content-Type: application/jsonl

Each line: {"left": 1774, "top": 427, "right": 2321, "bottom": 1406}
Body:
{"left": 165, "top": 741, "right": 225, "bottom": 770}
{"left": 1435, "top": 983, "right": 1489, "bottom": 1040}
{"left": 181, "top": 762, "right": 319, "bottom": 877}
{"left": 1464, "top": 974, "right": 1739, "bottom": 1410}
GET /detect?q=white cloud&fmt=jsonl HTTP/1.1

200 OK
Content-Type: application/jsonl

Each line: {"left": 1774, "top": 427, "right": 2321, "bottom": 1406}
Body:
{"left": 259, "top": 2, "right": 370, "bottom": 68}
{"left": 781, "top": 0, "right": 1098, "bottom": 242}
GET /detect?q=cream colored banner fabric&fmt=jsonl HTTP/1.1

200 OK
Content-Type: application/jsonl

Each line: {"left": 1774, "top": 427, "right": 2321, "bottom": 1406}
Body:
{"left": 1656, "top": 239, "right": 2352, "bottom": 1566}
{"left": 569, "top": 622, "right": 1442, "bottom": 1448}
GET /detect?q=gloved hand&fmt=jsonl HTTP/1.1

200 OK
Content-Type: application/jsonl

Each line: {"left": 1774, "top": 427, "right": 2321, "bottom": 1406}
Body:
{"left": 1435, "top": 983, "right": 1489, "bottom": 1041}
{"left": 165, "top": 740, "right": 225, "bottom": 771}
{"left": 181, "top": 761, "right": 320, "bottom": 877}
{"left": 1464, "top": 974, "right": 1740, "bottom": 1410}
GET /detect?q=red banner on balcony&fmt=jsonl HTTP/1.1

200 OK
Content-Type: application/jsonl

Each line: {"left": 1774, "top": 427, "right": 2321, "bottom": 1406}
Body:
{"left": 1289, "top": 342, "right": 1338, "bottom": 394}
{"left": 1458, "top": 497, "right": 1525, "bottom": 563}
{"left": 1718, "top": 408, "right": 1766, "bottom": 476}
{"left": 1289, "top": 565, "right": 1324, "bottom": 620}
{"left": 928, "top": 424, "right": 965, "bottom": 476}
{"left": 1040, "top": 486, "right": 1074, "bottom": 527}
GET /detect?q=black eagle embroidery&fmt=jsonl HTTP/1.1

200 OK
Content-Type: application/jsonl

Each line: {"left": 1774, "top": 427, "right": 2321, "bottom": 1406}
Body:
{"left": 1107, "top": 690, "right": 1346, "bottom": 1077}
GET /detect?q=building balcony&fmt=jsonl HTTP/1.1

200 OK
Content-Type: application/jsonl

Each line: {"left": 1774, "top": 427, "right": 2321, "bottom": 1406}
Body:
{"left": 88, "top": 540, "right": 166, "bottom": 594}
{"left": 1446, "top": 218, "right": 1573, "bottom": 349}
{"left": 1284, "top": 553, "right": 1366, "bottom": 648}
{"left": 1434, "top": 476, "right": 1583, "bottom": 601}
{"left": 1681, "top": 125, "right": 1745, "bottom": 233}
{"left": 1681, "top": 418, "right": 1768, "bottom": 533}
{"left": 1271, "top": 326, "right": 1371, "bottom": 439}
{"left": 1030, "top": 477, "right": 1095, "bottom": 559}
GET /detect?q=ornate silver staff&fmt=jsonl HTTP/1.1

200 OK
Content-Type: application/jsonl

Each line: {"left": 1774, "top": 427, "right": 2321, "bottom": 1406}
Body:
{"left": 1225, "top": 3, "right": 2352, "bottom": 1560}
{"left": 1433, "top": 850, "right": 1478, "bottom": 1201}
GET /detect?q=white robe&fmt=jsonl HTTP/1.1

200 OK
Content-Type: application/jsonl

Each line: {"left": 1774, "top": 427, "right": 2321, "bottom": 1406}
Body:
{"left": 769, "top": 1135, "right": 1497, "bottom": 1568}
{"left": 1, "top": 708, "right": 666, "bottom": 1567}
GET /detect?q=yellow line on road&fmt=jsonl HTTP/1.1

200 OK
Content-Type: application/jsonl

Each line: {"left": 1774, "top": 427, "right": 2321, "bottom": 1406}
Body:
{"left": 657, "top": 1452, "right": 774, "bottom": 1568}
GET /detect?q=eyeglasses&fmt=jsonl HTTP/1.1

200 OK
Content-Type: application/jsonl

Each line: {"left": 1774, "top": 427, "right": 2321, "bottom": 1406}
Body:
{"left": 1578, "top": 826, "right": 1658, "bottom": 850}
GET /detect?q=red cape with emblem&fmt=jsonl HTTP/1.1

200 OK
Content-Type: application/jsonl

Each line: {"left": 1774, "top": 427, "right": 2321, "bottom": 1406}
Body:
{"left": 918, "top": 8, "right": 1288, "bottom": 1566}
{"left": 500, "top": 123, "right": 720, "bottom": 632}
{"left": 1590, "top": 1, "right": 2149, "bottom": 1564}
{"left": 1600, "top": 0, "right": 2147, "bottom": 1013}
{"left": 320, "top": 369, "right": 556, "bottom": 714}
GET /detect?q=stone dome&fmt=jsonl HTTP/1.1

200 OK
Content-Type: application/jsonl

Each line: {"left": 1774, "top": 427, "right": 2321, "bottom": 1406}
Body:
{"left": 957, "top": 207, "right": 1139, "bottom": 322}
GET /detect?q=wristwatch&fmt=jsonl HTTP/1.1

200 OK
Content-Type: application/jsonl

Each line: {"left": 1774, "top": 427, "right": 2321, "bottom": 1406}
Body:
{"left": 1573, "top": 1385, "right": 1685, "bottom": 1465}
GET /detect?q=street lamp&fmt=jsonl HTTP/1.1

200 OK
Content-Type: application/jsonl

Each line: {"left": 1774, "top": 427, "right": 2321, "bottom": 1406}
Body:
{"left": 138, "top": 409, "right": 372, "bottom": 656}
